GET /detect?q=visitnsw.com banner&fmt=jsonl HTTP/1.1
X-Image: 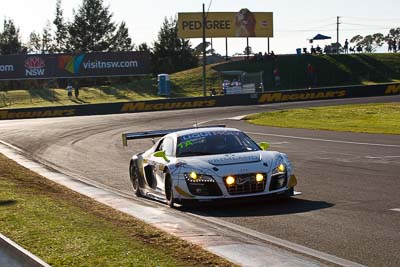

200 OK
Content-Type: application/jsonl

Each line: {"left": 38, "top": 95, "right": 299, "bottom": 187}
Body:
{"left": 0, "top": 51, "right": 150, "bottom": 80}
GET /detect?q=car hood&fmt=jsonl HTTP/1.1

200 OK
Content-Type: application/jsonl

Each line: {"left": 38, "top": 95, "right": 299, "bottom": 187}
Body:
{"left": 179, "top": 151, "right": 282, "bottom": 175}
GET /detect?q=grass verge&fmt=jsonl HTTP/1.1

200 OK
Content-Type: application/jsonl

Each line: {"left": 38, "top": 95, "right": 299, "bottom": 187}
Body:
{"left": 245, "top": 103, "right": 400, "bottom": 135}
{"left": 0, "top": 154, "right": 235, "bottom": 267}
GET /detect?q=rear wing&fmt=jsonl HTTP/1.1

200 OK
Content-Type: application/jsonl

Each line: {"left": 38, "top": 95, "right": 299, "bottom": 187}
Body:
{"left": 122, "top": 125, "right": 225, "bottom": 146}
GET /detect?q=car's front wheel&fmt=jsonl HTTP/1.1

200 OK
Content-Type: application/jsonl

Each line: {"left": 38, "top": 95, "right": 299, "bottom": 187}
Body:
{"left": 165, "top": 173, "right": 175, "bottom": 208}
{"left": 129, "top": 161, "right": 141, "bottom": 197}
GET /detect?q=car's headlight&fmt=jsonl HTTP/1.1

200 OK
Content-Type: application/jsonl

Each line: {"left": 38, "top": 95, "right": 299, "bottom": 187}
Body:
{"left": 184, "top": 172, "right": 215, "bottom": 183}
{"left": 272, "top": 163, "right": 286, "bottom": 175}
{"left": 272, "top": 156, "right": 287, "bottom": 175}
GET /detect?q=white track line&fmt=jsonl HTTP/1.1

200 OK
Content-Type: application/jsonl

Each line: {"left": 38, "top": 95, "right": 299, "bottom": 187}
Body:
{"left": 196, "top": 119, "right": 400, "bottom": 148}
{"left": 246, "top": 131, "right": 400, "bottom": 148}
{"left": 390, "top": 208, "right": 400, "bottom": 212}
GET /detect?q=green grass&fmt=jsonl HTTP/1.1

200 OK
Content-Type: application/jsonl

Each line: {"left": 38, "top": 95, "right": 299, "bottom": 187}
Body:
{"left": 214, "top": 53, "right": 400, "bottom": 90}
{"left": 1, "top": 53, "right": 399, "bottom": 109}
{"left": 0, "top": 80, "right": 163, "bottom": 109}
{"left": 0, "top": 154, "right": 235, "bottom": 267}
{"left": 245, "top": 103, "right": 400, "bottom": 135}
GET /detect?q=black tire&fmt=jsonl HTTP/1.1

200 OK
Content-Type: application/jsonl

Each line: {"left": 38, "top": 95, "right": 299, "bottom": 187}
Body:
{"left": 129, "top": 162, "right": 141, "bottom": 197}
{"left": 165, "top": 173, "right": 175, "bottom": 208}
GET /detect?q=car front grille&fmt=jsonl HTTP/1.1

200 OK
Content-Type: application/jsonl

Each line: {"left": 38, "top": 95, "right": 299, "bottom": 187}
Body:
{"left": 224, "top": 173, "right": 267, "bottom": 195}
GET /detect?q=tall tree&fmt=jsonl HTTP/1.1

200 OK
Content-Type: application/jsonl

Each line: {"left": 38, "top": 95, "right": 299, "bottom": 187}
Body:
{"left": 0, "top": 19, "right": 22, "bottom": 55}
{"left": 350, "top": 33, "right": 385, "bottom": 52}
{"left": 193, "top": 42, "right": 212, "bottom": 56}
{"left": 41, "top": 21, "right": 53, "bottom": 53}
{"left": 110, "top": 21, "right": 133, "bottom": 51}
{"left": 68, "top": 0, "right": 116, "bottom": 52}
{"left": 386, "top": 28, "right": 400, "bottom": 43}
{"left": 152, "top": 17, "right": 197, "bottom": 74}
{"left": 28, "top": 31, "right": 41, "bottom": 53}
{"left": 53, "top": 0, "right": 69, "bottom": 52}
{"left": 350, "top": 35, "right": 363, "bottom": 44}
{"left": 137, "top": 42, "right": 151, "bottom": 53}
{"left": 243, "top": 45, "right": 253, "bottom": 55}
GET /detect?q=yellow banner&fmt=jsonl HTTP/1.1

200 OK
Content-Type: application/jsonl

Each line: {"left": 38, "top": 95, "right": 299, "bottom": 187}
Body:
{"left": 178, "top": 10, "right": 273, "bottom": 38}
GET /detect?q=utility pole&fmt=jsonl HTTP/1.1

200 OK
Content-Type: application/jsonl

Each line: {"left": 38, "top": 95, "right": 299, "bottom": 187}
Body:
{"left": 225, "top": 37, "right": 228, "bottom": 61}
{"left": 336, "top": 16, "right": 340, "bottom": 54}
{"left": 202, "top": 3, "right": 207, "bottom": 96}
{"left": 246, "top": 37, "right": 249, "bottom": 60}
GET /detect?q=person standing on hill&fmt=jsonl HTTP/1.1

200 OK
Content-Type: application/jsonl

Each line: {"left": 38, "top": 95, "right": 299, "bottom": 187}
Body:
{"left": 273, "top": 67, "right": 281, "bottom": 87}
{"left": 388, "top": 39, "right": 393, "bottom": 52}
{"left": 344, "top": 39, "right": 349, "bottom": 54}
{"left": 74, "top": 85, "right": 80, "bottom": 98}
{"left": 67, "top": 83, "right": 73, "bottom": 97}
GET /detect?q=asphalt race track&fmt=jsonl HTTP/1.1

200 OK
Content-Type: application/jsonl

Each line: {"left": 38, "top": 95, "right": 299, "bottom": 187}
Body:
{"left": 1, "top": 95, "right": 399, "bottom": 266}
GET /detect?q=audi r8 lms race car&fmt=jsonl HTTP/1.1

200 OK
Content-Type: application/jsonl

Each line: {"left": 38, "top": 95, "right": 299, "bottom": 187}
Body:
{"left": 122, "top": 126, "right": 297, "bottom": 207}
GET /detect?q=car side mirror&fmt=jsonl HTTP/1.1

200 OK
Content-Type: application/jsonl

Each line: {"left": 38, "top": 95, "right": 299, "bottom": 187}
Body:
{"left": 258, "top": 142, "right": 270, "bottom": 151}
{"left": 153, "top": 151, "right": 169, "bottom": 162}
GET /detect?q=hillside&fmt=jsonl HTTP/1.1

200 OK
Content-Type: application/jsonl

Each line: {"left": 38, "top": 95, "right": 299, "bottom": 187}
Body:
{"left": 1, "top": 53, "right": 400, "bottom": 108}
{"left": 176, "top": 53, "right": 400, "bottom": 94}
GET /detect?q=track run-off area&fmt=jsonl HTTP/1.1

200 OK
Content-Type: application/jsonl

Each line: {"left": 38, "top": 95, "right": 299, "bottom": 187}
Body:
{"left": 1, "top": 95, "right": 399, "bottom": 266}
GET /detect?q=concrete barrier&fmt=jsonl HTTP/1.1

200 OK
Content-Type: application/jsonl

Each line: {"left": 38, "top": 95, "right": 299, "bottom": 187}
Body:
{"left": 0, "top": 233, "right": 50, "bottom": 267}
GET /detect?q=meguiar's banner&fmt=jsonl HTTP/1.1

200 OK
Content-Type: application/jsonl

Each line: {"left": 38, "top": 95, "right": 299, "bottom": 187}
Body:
{"left": 0, "top": 51, "right": 150, "bottom": 80}
{"left": 178, "top": 9, "right": 273, "bottom": 38}
{"left": 1, "top": 83, "right": 399, "bottom": 120}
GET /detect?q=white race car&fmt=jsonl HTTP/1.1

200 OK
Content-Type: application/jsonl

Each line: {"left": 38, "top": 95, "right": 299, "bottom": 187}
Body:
{"left": 123, "top": 126, "right": 297, "bottom": 207}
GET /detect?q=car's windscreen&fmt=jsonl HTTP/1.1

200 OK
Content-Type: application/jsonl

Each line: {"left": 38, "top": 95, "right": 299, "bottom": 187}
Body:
{"left": 176, "top": 131, "right": 260, "bottom": 157}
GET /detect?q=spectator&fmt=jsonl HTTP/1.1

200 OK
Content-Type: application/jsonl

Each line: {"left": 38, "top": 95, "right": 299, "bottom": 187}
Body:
{"left": 324, "top": 45, "right": 329, "bottom": 54}
{"left": 316, "top": 45, "right": 322, "bottom": 54}
{"left": 269, "top": 50, "right": 277, "bottom": 61}
{"left": 306, "top": 64, "right": 315, "bottom": 89}
{"left": 344, "top": 39, "right": 349, "bottom": 54}
{"left": 74, "top": 85, "right": 80, "bottom": 98}
{"left": 209, "top": 88, "right": 216, "bottom": 96}
{"left": 67, "top": 83, "right": 73, "bottom": 97}
{"left": 394, "top": 41, "right": 398, "bottom": 53}
{"left": 311, "top": 45, "right": 316, "bottom": 54}
{"left": 388, "top": 39, "right": 393, "bottom": 52}
{"left": 259, "top": 82, "right": 264, "bottom": 91}
{"left": 257, "top": 52, "right": 263, "bottom": 61}
{"left": 222, "top": 80, "right": 229, "bottom": 94}
{"left": 273, "top": 67, "right": 281, "bottom": 87}
{"left": 357, "top": 45, "right": 363, "bottom": 53}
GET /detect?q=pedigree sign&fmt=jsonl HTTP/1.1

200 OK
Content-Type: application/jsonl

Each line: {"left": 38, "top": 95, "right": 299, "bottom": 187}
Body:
{"left": 178, "top": 9, "right": 273, "bottom": 38}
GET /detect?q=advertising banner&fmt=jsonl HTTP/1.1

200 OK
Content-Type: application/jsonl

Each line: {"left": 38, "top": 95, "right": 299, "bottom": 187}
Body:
{"left": 1, "top": 83, "right": 399, "bottom": 120}
{"left": 178, "top": 10, "right": 273, "bottom": 38}
{"left": 0, "top": 51, "right": 150, "bottom": 80}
